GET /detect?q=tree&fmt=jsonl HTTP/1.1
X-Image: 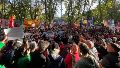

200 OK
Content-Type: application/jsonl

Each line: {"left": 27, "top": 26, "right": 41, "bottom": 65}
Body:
{"left": 43, "top": 0, "right": 58, "bottom": 23}
{"left": 64, "top": 0, "right": 97, "bottom": 23}
{"left": 91, "top": 0, "right": 120, "bottom": 23}
{"left": 0, "top": 0, "right": 9, "bottom": 18}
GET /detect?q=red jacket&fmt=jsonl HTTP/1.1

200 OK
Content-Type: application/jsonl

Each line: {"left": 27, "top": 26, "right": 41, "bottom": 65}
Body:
{"left": 64, "top": 53, "right": 72, "bottom": 68}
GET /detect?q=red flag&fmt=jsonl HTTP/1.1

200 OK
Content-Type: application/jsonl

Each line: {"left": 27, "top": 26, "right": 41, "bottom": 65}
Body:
{"left": 9, "top": 15, "right": 14, "bottom": 28}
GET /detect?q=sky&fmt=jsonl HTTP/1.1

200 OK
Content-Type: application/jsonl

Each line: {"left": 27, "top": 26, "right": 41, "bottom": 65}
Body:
{"left": 55, "top": 2, "right": 66, "bottom": 17}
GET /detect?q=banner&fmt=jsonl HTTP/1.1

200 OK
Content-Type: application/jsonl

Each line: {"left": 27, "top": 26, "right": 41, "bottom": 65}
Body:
{"left": 4, "top": 27, "right": 24, "bottom": 40}
{"left": 24, "top": 19, "right": 40, "bottom": 27}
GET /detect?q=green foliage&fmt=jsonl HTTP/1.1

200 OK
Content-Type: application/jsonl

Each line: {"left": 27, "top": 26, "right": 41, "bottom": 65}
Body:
{"left": 91, "top": 0, "right": 120, "bottom": 23}
{"left": 43, "top": 0, "right": 58, "bottom": 23}
{"left": 0, "top": 0, "right": 120, "bottom": 24}
{"left": 64, "top": 0, "right": 120, "bottom": 24}
{"left": 8, "top": 0, "right": 43, "bottom": 20}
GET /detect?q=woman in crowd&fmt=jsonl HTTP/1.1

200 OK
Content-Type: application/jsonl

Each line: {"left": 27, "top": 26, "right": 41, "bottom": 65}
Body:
{"left": 70, "top": 43, "right": 80, "bottom": 68}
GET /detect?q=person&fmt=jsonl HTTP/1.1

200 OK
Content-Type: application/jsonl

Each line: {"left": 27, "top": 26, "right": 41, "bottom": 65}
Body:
{"left": 29, "top": 40, "right": 50, "bottom": 68}
{"left": 70, "top": 43, "right": 80, "bottom": 68}
{"left": 13, "top": 39, "right": 31, "bottom": 68}
{"left": 17, "top": 45, "right": 31, "bottom": 68}
{"left": 29, "top": 41, "right": 38, "bottom": 53}
{"left": 94, "top": 39, "right": 108, "bottom": 60}
{"left": 101, "top": 43, "right": 120, "bottom": 68}
{"left": 59, "top": 41, "right": 65, "bottom": 57}
{"left": 1, "top": 40, "right": 15, "bottom": 68}
{"left": 76, "top": 43, "right": 100, "bottom": 68}
{"left": 86, "top": 40, "right": 99, "bottom": 61}
{"left": 46, "top": 42, "right": 66, "bottom": 68}
{"left": 12, "top": 39, "right": 23, "bottom": 68}
{"left": 64, "top": 47, "right": 72, "bottom": 68}
{"left": 0, "top": 35, "right": 7, "bottom": 68}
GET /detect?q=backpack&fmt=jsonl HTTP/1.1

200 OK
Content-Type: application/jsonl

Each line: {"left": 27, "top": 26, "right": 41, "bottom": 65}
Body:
{"left": 46, "top": 55, "right": 65, "bottom": 68}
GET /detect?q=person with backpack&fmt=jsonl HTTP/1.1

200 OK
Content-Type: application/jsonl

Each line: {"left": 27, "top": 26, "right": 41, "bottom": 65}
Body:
{"left": 76, "top": 43, "right": 101, "bottom": 68}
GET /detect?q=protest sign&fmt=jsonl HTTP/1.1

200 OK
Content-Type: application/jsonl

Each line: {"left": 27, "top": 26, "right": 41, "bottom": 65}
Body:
{"left": 4, "top": 27, "right": 24, "bottom": 40}
{"left": 83, "top": 20, "right": 88, "bottom": 24}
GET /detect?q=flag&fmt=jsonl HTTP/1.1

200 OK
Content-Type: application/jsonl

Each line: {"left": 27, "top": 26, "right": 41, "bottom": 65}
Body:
{"left": 9, "top": 15, "right": 15, "bottom": 28}
{"left": 88, "top": 20, "right": 93, "bottom": 27}
{"left": 24, "top": 19, "right": 40, "bottom": 27}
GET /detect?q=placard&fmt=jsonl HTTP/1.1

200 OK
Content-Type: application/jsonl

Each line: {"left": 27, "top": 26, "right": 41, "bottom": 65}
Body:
{"left": 4, "top": 27, "right": 24, "bottom": 40}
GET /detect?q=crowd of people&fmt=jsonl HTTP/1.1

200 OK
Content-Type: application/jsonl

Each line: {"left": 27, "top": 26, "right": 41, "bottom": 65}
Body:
{"left": 0, "top": 24, "right": 120, "bottom": 68}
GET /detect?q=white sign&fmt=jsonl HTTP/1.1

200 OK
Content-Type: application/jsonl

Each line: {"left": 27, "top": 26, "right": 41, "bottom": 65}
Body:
{"left": 4, "top": 27, "right": 24, "bottom": 40}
